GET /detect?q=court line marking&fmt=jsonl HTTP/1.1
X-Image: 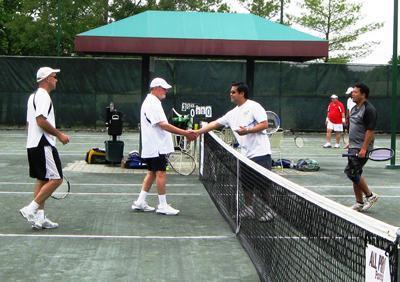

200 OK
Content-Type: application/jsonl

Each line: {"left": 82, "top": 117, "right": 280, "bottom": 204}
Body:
{"left": 4, "top": 191, "right": 399, "bottom": 197}
{"left": 1, "top": 233, "right": 397, "bottom": 248}
{"left": 0, "top": 233, "right": 233, "bottom": 240}
{"left": 0, "top": 182, "right": 197, "bottom": 187}
{"left": 0, "top": 134, "right": 139, "bottom": 139}
{"left": 324, "top": 195, "right": 400, "bottom": 198}
{"left": 0, "top": 191, "right": 203, "bottom": 196}
{"left": 0, "top": 150, "right": 101, "bottom": 153}
{"left": 0, "top": 153, "right": 86, "bottom": 156}
{"left": 0, "top": 142, "right": 139, "bottom": 145}
{"left": 306, "top": 185, "right": 400, "bottom": 189}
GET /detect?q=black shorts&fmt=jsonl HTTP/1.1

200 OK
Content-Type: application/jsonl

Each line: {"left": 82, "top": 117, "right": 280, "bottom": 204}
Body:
{"left": 240, "top": 154, "right": 272, "bottom": 194}
{"left": 250, "top": 154, "right": 272, "bottom": 170}
{"left": 144, "top": 154, "right": 167, "bottom": 172}
{"left": 344, "top": 148, "right": 368, "bottom": 183}
{"left": 27, "top": 145, "right": 63, "bottom": 181}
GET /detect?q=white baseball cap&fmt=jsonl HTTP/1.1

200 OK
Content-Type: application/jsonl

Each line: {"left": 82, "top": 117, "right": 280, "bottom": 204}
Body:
{"left": 36, "top": 67, "right": 60, "bottom": 82}
{"left": 330, "top": 94, "right": 338, "bottom": 99}
{"left": 150, "top": 77, "right": 172, "bottom": 89}
{"left": 345, "top": 87, "right": 353, "bottom": 95}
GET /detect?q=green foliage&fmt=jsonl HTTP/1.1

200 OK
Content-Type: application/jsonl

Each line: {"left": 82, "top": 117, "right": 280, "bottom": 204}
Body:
{"left": 1, "top": 0, "right": 108, "bottom": 56}
{"left": 290, "top": 0, "right": 383, "bottom": 63}
{"left": 0, "top": 1, "right": 6, "bottom": 54}
{"left": 109, "top": 0, "right": 231, "bottom": 21}
{"left": 388, "top": 56, "right": 400, "bottom": 65}
{"left": 237, "top": 0, "right": 290, "bottom": 21}
{"left": 0, "top": 0, "right": 382, "bottom": 61}
{"left": 1, "top": 0, "right": 232, "bottom": 55}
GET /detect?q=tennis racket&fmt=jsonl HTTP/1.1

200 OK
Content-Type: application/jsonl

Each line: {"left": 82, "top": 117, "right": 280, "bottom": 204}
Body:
{"left": 342, "top": 148, "right": 394, "bottom": 161}
{"left": 172, "top": 107, "right": 182, "bottom": 117}
{"left": 167, "top": 150, "right": 196, "bottom": 176}
{"left": 294, "top": 135, "right": 304, "bottom": 148}
{"left": 266, "top": 111, "right": 280, "bottom": 135}
{"left": 289, "top": 129, "right": 304, "bottom": 148}
{"left": 51, "top": 176, "right": 71, "bottom": 199}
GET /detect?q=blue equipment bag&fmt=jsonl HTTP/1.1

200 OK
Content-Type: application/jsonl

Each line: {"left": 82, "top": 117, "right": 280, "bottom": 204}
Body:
{"left": 272, "top": 159, "right": 295, "bottom": 168}
{"left": 125, "top": 151, "right": 147, "bottom": 169}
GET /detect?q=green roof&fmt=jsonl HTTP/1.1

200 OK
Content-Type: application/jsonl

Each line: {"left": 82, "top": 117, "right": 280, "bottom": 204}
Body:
{"left": 75, "top": 10, "right": 328, "bottom": 60}
{"left": 79, "top": 10, "right": 324, "bottom": 42}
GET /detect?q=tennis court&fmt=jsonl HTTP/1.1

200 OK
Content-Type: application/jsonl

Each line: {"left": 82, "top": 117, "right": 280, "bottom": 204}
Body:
{"left": 0, "top": 129, "right": 399, "bottom": 281}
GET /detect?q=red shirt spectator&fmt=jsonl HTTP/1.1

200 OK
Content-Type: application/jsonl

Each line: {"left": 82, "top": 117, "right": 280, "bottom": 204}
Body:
{"left": 327, "top": 96, "right": 345, "bottom": 124}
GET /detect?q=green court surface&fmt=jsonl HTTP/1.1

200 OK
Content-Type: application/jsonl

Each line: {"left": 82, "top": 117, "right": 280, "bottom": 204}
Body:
{"left": 0, "top": 130, "right": 258, "bottom": 282}
{"left": 0, "top": 129, "right": 399, "bottom": 281}
{"left": 276, "top": 133, "right": 400, "bottom": 227}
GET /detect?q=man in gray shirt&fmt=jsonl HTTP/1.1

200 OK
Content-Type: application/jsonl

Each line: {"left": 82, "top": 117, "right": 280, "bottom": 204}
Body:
{"left": 344, "top": 82, "right": 378, "bottom": 212}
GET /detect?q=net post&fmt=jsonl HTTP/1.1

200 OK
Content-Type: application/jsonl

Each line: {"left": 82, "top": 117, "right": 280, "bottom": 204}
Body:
{"left": 387, "top": 0, "right": 400, "bottom": 169}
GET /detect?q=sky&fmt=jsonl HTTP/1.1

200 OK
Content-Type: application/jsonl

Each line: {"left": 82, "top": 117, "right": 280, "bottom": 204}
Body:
{"left": 228, "top": 0, "right": 395, "bottom": 65}
{"left": 347, "top": 1, "right": 393, "bottom": 64}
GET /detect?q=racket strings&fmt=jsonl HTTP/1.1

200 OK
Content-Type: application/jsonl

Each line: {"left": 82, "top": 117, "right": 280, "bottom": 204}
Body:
{"left": 51, "top": 178, "right": 70, "bottom": 200}
{"left": 369, "top": 149, "right": 394, "bottom": 161}
{"left": 266, "top": 111, "right": 280, "bottom": 134}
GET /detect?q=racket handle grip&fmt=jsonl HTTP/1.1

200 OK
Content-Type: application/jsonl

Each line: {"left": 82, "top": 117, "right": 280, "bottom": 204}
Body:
{"left": 342, "top": 153, "right": 357, "bottom": 157}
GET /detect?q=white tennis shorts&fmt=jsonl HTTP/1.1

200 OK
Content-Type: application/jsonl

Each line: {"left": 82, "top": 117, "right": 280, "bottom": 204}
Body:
{"left": 326, "top": 120, "right": 343, "bottom": 132}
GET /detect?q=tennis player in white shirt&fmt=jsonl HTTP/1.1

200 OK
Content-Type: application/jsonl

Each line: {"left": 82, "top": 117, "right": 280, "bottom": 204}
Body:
{"left": 195, "top": 82, "right": 272, "bottom": 219}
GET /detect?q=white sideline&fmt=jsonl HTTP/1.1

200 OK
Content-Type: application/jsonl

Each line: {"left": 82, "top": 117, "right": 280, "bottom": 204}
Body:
{"left": 0, "top": 191, "right": 203, "bottom": 196}
{"left": 0, "top": 182, "right": 197, "bottom": 187}
{"left": 306, "top": 185, "right": 400, "bottom": 189}
{"left": 0, "top": 233, "right": 232, "bottom": 240}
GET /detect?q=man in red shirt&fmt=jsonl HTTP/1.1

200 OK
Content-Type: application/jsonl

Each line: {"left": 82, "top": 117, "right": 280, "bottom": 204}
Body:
{"left": 323, "top": 94, "right": 345, "bottom": 148}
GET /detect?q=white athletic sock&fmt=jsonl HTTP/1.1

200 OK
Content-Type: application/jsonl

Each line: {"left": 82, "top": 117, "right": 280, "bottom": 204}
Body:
{"left": 137, "top": 190, "right": 148, "bottom": 203}
{"left": 27, "top": 201, "right": 39, "bottom": 212}
{"left": 158, "top": 194, "right": 167, "bottom": 207}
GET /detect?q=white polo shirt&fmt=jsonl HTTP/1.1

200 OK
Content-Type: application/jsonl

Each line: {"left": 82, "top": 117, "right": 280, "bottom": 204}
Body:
{"left": 217, "top": 99, "right": 271, "bottom": 158}
{"left": 347, "top": 97, "right": 356, "bottom": 112}
{"left": 140, "top": 94, "right": 174, "bottom": 158}
{"left": 26, "top": 88, "right": 56, "bottom": 148}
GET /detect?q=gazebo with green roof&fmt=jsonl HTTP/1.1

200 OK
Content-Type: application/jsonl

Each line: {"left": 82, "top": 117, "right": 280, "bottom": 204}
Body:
{"left": 74, "top": 10, "right": 328, "bottom": 96}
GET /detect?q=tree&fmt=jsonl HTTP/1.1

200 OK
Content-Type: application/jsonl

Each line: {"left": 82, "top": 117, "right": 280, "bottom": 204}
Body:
{"left": 1, "top": 0, "right": 233, "bottom": 56}
{"left": 0, "top": 1, "right": 6, "bottom": 54}
{"left": 388, "top": 56, "right": 400, "bottom": 65}
{"left": 237, "top": 0, "right": 291, "bottom": 21}
{"left": 290, "top": 0, "right": 383, "bottom": 63}
{"left": 0, "top": 0, "right": 108, "bottom": 56}
{"left": 109, "top": 0, "right": 231, "bottom": 22}
{"left": 0, "top": 0, "right": 24, "bottom": 55}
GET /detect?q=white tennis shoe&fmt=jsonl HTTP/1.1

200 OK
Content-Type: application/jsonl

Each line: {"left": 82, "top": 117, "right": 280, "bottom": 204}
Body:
{"left": 131, "top": 201, "right": 155, "bottom": 212}
{"left": 258, "top": 209, "right": 276, "bottom": 222}
{"left": 239, "top": 206, "right": 255, "bottom": 219}
{"left": 40, "top": 217, "right": 59, "bottom": 229}
{"left": 322, "top": 143, "right": 332, "bottom": 148}
{"left": 132, "top": 201, "right": 155, "bottom": 212}
{"left": 362, "top": 193, "right": 379, "bottom": 211}
{"left": 20, "top": 206, "right": 41, "bottom": 228}
{"left": 350, "top": 202, "right": 364, "bottom": 212}
{"left": 156, "top": 204, "right": 180, "bottom": 215}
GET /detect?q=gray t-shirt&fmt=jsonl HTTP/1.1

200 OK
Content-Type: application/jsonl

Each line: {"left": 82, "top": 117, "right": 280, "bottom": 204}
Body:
{"left": 348, "top": 100, "right": 377, "bottom": 150}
